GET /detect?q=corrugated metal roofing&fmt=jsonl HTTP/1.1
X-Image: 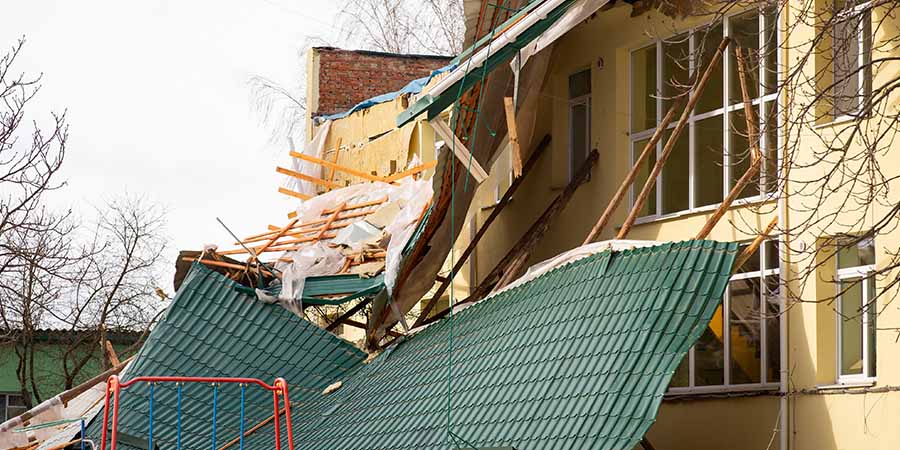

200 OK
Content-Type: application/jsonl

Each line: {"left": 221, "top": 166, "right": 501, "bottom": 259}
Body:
{"left": 85, "top": 263, "right": 366, "bottom": 450}
{"left": 89, "top": 241, "right": 736, "bottom": 450}
{"left": 293, "top": 240, "right": 736, "bottom": 450}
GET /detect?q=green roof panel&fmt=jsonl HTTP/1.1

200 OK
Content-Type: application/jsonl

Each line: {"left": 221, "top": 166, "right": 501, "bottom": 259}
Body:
{"left": 89, "top": 241, "right": 737, "bottom": 450}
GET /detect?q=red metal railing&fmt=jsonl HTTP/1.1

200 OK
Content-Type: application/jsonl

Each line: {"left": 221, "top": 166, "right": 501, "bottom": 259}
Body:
{"left": 98, "top": 375, "right": 295, "bottom": 450}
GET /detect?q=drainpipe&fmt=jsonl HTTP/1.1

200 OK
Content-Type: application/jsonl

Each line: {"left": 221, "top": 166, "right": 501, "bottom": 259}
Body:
{"left": 777, "top": 4, "right": 790, "bottom": 449}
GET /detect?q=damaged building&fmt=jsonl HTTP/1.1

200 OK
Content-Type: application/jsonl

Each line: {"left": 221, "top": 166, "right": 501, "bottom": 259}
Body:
{"left": 4, "top": 1, "right": 900, "bottom": 450}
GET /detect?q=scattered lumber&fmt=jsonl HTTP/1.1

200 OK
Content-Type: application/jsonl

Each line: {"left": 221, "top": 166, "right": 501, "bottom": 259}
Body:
{"left": 504, "top": 96, "right": 523, "bottom": 177}
{"left": 430, "top": 117, "right": 489, "bottom": 183}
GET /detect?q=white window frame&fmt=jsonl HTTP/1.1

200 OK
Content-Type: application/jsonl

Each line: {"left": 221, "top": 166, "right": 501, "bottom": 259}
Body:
{"left": 568, "top": 69, "right": 592, "bottom": 183}
{"left": 830, "top": 0, "right": 872, "bottom": 121}
{"left": 628, "top": 7, "right": 781, "bottom": 222}
{"left": 1, "top": 392, "right": 27, "bottom": 421}
{"left": 836, "top": 263, "right": 877, "bottom": 384}
{"left": 668, "top": 241, "right": 782, "bottom": 394}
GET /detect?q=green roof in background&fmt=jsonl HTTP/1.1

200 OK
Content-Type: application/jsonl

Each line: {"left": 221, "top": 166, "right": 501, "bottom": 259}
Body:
{"left": 85, "top": 263, "right": 367, "bottom": 450}
{"left": 88, "top": 241, "right": 736, "bottom": 450}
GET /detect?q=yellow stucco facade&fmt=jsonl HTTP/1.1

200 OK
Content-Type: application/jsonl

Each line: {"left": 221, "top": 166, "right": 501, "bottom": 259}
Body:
{"left": 307, "top": 1, "right": 900, "bottom": 448}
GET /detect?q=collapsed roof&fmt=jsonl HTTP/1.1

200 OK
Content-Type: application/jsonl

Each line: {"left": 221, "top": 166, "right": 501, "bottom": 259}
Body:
{"left": 84, "top": 240, "right": 737, "bottom": 450}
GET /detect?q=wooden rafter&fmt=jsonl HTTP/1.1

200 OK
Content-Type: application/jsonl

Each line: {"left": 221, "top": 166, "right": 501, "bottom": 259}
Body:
{"left": 276, "top": 166, "right": 341, "bottom": 189}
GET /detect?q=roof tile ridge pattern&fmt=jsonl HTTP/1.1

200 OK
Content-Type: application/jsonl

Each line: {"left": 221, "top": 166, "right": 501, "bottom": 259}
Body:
{"left": 287, "top": 240, "right": 737, "bottom": 450}
{"left": 85, "top": 262, "right": 367, "bottom": 450}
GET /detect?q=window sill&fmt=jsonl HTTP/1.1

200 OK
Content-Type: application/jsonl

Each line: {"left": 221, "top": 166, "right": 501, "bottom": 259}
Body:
{"left": 817, "top": 378, "right": 876, "bottom": 390}
{"left": 627, "top": 195, "right": 775, "bottom": 228}
{"left": 814, "top": 114, "right": 861, "bottom": 130}
{"left": 666, "top": 383, "right": 780, "bottom": 397}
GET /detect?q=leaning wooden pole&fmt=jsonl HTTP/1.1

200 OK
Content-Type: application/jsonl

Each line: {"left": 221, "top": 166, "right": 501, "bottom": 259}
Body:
{"left": 423, "top": 149, "right": 599, "bottom": 325}
{"left": 414, "top": 135, "right": 552, "bottom": 327}
{"left": 618, "top": 38, "right": 730, "bottom": 239}
{"left": 582, "top": 96, "right": 684, "bottom": 245}
{"left": 696, "top": 47, "right": 763, "bottom": 240}
{"left": 732, "top": 216, "right": 778, "bottom": 272}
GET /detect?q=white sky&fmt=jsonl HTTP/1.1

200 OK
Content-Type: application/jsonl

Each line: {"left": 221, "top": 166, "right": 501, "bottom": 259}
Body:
{"left": 2, "top": 1, "right": 342, "bottom": 289}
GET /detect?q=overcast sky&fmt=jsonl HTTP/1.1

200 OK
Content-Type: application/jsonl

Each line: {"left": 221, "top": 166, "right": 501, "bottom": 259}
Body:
{"left": 2, "top": 1, "right": 342, "bottom": 288}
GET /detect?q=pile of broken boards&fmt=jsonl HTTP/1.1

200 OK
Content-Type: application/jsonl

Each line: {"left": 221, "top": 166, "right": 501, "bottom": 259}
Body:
{"left": 207, "top": 178, "right": 432, "bottom": 316}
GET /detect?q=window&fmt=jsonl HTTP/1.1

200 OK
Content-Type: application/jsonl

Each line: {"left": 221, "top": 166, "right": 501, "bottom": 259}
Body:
{"left": 2, "top": 393, "right": 27, "bottom": 421}
{"left": 669, "top": 241, "right": 781, "bottom": 392}
{"left": 831, "top": 1, "right": 872, "bottom": 118}
{"left": 629, "top": 7, "right": 780, "bottom": 218}
{"left": 568, "top": 68, "right": 591, "bottom": 181}
{"left": 836, "top": 237, "right": 876, "bottom": 382}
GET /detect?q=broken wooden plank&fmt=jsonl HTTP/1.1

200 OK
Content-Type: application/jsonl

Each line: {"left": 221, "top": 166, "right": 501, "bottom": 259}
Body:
{"left": 289, "top": 151, "right": 384, "bottom": 182}
{"left": 254, "top": 217, "right": 300, "bottom": 256}
{"left": 326, "top": 297, "right": 374, "bottom": 332}
{"left": 315, "top": 202, "right": 346, "bottom": 241}
{"left": 278, "top": 187, "right": 311, "bottom": 201}
{"left": 104, "top": 340, "right": 120, "bottom": 367}
{"left": 343, "top": 319, "right": 402, "bottom": 338}
{"left": 383, "top": 160, "right": 438, "bottom": 182}
{"left": 184, "top": 257, "right": 277, "bottom": 278}
{"left": 503, "top": 96, "right": 523, "bottom": 177}
{"left": 618, "top": 38, "right": 730, "bottom": 239}
{"left": 414, "top": 134, "right": 551, "bottom": 327}
{"left": 276, "top": 166, "right": 341, "bottom": 189}
{"left": 732, "top": 216, "right": 778, "bottom": 272}
{"left": 430, "top": 117, "right": 489, "bottom": 183}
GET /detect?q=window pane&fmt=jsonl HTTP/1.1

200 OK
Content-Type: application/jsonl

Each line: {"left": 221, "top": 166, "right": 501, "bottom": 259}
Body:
{"left": 765, "top": 240, "right": 780, "bottom": 270}
{"left": 671, "top": 353, "right": 690, "bottom": 387}
{"left": 866, "top": 276, "right": 876, "bottom": 376}
{"left": 633, "top": 137, "right": 657, "bottom": 217}
{"left": 735, "top": 242, "right": 761, "bottom": 274}
{"left": 570, "top": 101, "right": 590, "bottom": 179}
{"left": 662, "top": 128, "right": 690, "bottom": 214}
{"left": 833, "top": 13, "right": 861, "bottom": 115}
{"left": 764, "top": 6, "right": 779, "bottom": 95}
{"left": 569, "top": 68, "right": 591, "bottom": 99}
{"left": 7, "top": 394, "right": 26, "bottom": 420}
{"left": 730, "top": 105, "right": 762, "bottom": 199}
{"left": 730, "top": 278, "right": 763, "bottom": 384}
{"left": 695, "top": 23, "right": 725, "bottom": 114}
{"left": 765, "top": 275, "right": 781, "bottom": 383}
{"left": 663, "top": 35, "right": 691, "bottom": 114}
{"left": 694, "top": 114, "right": 725, "bottom": 207}
{"left": 729, "top": 10, "right": 761, "bottom": 104}
{"left": 631, "top": 45, "right": 657, "bottom": 132}
{"left": 763, "top": 101, "right": 779, "bottom": 193}
{"left": 839, "top": 279, "right": 864, "bottom": 376}
{"left": 837, "top": 237, "right": 875, "bottom": 269}
{"left": 696, "top": 304, "right": 725, "bottom": 385}
{"left": 0, "top": 395, "right": 6, "bottom": 421}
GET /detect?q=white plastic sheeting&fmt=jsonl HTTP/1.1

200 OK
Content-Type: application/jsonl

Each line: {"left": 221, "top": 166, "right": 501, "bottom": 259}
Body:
{"left": 259, "top": 175, "right": 433, "bottom": 316}
{"left": 285, "top": 120, "right": 332, "bottom": 198}
{"left": 515, "top": 0, "right": 612, "bottom": 67}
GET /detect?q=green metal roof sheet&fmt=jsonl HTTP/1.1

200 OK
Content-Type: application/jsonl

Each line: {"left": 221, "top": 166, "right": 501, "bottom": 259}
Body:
{"left": 397, "top": 0, "right": 579, "bottom": 127}
{"left": 250, "top": 273, "right": 386, "bottom": 306}
{"left": 85, "top": 262, "right": 366, "bottom": 450}
{"left": 293, "top": 240, "right": 737, "bottom": 450}
{"left": 88, "top": 241, "right": 736, "bottom": 450}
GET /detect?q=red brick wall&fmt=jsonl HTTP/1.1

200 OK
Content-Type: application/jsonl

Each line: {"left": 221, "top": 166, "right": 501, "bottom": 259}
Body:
{"left": 313, "top": 47, "right": 452, "bottom": 117}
